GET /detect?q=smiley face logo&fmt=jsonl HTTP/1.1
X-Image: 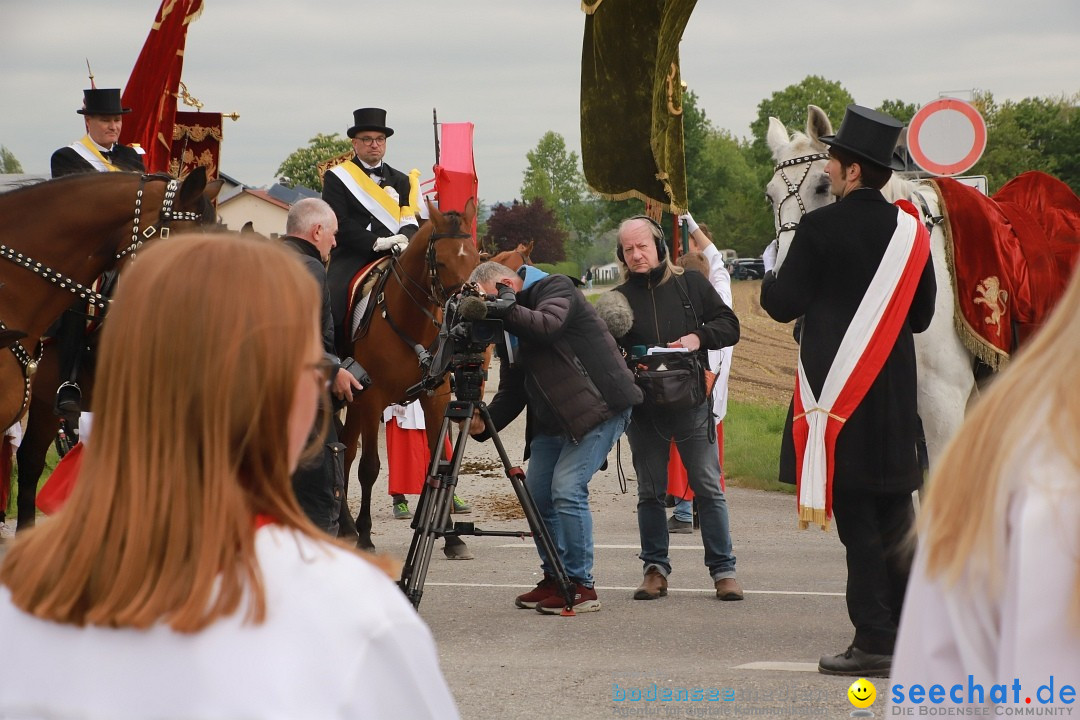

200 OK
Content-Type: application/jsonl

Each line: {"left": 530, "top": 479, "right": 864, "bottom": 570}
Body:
{"left": 848, "top": 678, "right": 876, "bottom": 709}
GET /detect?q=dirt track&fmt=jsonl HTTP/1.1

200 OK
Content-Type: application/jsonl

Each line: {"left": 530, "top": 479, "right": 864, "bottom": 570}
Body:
{"left": 726, "top": 279, "right": 799, "bottom": 407}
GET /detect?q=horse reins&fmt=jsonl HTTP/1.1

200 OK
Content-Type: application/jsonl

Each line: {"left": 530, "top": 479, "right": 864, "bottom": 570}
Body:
{"left": 376, "top": 225, "right": 473, "bottom": 384}
{"left": 0, "top": 174, "right": 201, "bottom": 418}
{"left": 771, "top": 152, "right": 829, "bottom": 241}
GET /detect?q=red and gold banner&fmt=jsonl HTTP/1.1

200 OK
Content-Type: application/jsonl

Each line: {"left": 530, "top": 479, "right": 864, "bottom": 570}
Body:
{"left": 169, "top": 111, "right": 222, "bottom": 181}
{"left": 120, "top": 0, "right": 205, "bottom": 173}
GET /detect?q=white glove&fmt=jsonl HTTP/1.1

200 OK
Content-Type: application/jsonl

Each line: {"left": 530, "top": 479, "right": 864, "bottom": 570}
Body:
{"left": 373, "top": 234, "right": 409, "bottom": 252}
{"left": 678, "top": 212, "right": 699, "bottom": 235}
{"left": 762, "top": 239, "right": 778, "bottom": 273}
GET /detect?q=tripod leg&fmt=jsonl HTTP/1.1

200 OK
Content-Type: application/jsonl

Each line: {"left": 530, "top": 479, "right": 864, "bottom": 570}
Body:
{"left": 399, "top": 402, "right": 474, "bottom": 608}
{"left": 478, "top": 404, "right": 577, "bottom": 615}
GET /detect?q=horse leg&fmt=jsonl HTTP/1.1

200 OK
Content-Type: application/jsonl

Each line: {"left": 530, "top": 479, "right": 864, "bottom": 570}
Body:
{"left": 914, "top": 331, "right": 976, "bottom": 472}
{"left": 14, "top": 394, "right": 58, "bottom": 530}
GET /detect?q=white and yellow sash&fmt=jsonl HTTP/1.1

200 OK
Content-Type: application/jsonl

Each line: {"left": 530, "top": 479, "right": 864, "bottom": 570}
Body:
{"left": 70, "top": 136, "right": 121, "bottom": 172}
{"left": 329, "top": 162, "right": 420, "bottom": 233}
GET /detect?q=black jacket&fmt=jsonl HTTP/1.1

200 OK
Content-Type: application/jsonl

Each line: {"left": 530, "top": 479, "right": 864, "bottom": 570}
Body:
{"left": 481, "top": 274, "right": 642, "bottom": 443}
{"left": 323, "top": 157, "right": 417, "bottom": 348}
{"left": 282, "top": 235, "right": 335, "bottom": 357}
{"left": 50, "top": 143, "right": 145, "bottom": 178}
{"left": 759, "top": 188, "right": 937, "bottom": 493}
{"left": 613, "top": 265, "right": 740, "bottom": 366}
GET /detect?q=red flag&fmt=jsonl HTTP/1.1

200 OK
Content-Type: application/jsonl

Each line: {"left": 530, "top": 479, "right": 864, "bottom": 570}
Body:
{"left": 433, "top": 122, "right": 478, "bottom": 240}
{"left": 169, "top": 111, "right": 222, "bottom": 181}
{"left": 120, "top": 0, "right": 204, "bottom": 173}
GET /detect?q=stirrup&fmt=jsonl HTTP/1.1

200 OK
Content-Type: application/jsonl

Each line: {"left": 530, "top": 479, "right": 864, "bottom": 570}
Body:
{"left": 54, "top": 381, "right": 83, "bottom": 416}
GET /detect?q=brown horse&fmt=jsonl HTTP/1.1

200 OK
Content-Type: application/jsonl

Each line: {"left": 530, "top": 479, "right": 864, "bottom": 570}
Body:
{"left": 488, "top": 240, "right": 534, "bottom": 272}
{"left": 2, "top": 169, "right": 222, "bottom": 529}
{"left": 340, "top": 199, "right": 482, "bottom": 551}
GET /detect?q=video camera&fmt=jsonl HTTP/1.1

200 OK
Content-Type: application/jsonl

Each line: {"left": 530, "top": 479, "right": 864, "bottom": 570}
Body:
{"left": 407, "top": 282, "right": 515, "bottom": 400}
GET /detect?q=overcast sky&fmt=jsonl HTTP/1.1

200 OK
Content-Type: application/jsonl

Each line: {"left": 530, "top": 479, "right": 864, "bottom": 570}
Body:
{"left": 2, "top": 1, "right": 1077, "bottom": 204}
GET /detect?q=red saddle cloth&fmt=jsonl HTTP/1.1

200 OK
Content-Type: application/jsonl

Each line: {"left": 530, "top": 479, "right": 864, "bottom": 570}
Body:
{"left": 934, "top": 172, "right": 1080, "bottom": 368}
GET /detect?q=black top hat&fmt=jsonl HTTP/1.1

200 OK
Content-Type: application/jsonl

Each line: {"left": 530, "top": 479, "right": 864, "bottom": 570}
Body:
{"left": 347, "top": 107, "right": 394, "bottom": 139}
{"left": 77, "top": 88, "right": 132, "bottom": 116}
{"left": 819, "top": 105, "right": 904, "bottom": 171}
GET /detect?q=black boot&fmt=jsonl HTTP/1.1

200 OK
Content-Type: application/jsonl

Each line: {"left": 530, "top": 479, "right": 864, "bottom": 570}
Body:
{"left": 54, "top": 381, "right": 82, "bottom": 416}
{"left": 818, "top": 646, "right": 892, "bottom": 678}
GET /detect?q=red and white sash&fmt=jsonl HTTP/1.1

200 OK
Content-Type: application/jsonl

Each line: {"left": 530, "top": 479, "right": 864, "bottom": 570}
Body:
{"left": 794, "top": 201, "right": 929, "bottom": 530}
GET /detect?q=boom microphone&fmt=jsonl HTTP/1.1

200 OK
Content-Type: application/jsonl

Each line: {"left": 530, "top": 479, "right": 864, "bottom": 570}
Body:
{"left": 594, "top": 290, "right": 634, "bottom": 339}
{"left": 457, "top": 294, "right": 489, "bottom": 321}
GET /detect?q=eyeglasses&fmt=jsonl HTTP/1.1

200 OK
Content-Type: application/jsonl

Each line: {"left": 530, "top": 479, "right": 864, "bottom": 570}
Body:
{"left": 355, "top": 136, "right": 386, "bottom": 146}
{"left": 306, "top": 358, "right": 336, "bottom": 390}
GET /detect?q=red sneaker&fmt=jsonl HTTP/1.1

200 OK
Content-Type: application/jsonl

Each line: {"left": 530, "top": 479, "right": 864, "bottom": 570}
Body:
{"left": 514, "top": 576, "right": 559, "bottom": 609}
{"left": 536, "top": 582, "right": 600, "bottom": 614}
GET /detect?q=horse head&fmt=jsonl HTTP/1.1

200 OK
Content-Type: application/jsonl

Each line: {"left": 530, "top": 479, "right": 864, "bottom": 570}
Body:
{"left": 401, "top": 198, "right": 481, "bottom": 303}
{"left": 764, "top": 104, "right": 834, "bottom": 271}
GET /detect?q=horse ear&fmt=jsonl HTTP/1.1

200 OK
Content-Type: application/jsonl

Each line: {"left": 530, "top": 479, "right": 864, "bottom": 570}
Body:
{"left": 525, "top": 240, "right": 534, "bottom": 253}
{"left": 806, "top": 105, "right": 833, "bottom": 146}
{"left": 426, "top": 197, "right": 444, "bottom": 225}
{"left": 766, "top": 117, "right": 791, "bottom": 157}
{"left": 178, "top": 166, "right": 207, "bottom": 206}
{"left": 203, "top": 178, "right": 225, "bottom": 203}
{"left": 463, "top": 197, "right": 477, "bottom": 225}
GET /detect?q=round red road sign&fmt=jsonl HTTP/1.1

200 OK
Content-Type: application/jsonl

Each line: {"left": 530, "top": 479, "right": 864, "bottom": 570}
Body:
{"left": 907, "top": 98, "right": 987, "bottom": 176}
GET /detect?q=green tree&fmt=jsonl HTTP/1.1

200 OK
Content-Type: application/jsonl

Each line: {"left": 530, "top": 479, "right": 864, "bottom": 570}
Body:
{"left": 275, "top": 133, "right": 352, "bottom": 192}
{"left": 0, "top": 146, "right": 23, "bottom": 174}
{"left": 520, "top": 131, "right": 606, "bottom": 269}
{"left": 876, "top": 99, "right": 918, "bottom": 125}
{"left": 749, "top": 75, "right": 855, "bottom": 166}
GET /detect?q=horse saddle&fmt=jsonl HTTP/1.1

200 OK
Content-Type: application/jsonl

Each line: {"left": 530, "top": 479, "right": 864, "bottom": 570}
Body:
{"left": 933, "top": 172, "right": 1080, "bottom": 367}
{"left": 347, "top": 256, "right": 394, "bottom": 343}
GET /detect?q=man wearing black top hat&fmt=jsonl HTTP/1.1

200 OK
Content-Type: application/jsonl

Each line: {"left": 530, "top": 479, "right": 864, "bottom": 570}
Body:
{"left": 49, "top": 88, "right": 148, "bottom": 423}
{"left": 51, "top": 88, "right": 146, "bottom": 177}
{"left": 760, "top": 105, "right": 937, "bottom": 677}
{"left": 322, "top": 107, "right": 419, "bottom": 355}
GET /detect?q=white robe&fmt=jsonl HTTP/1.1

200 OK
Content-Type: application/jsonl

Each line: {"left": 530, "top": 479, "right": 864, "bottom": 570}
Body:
{"left": 0, "top": 526, "right": 460, "bottom": 719}
{"left": 890, "top": 438, "right": 1080, "bottom": 711}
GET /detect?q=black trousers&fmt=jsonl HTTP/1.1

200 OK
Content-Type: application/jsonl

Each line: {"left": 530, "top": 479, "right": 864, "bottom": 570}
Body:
{"left": 832, "top": 488, "right": 917, "bottom": 655}
{"left": 291, "top": 408, "right": 345, "bottom": 536}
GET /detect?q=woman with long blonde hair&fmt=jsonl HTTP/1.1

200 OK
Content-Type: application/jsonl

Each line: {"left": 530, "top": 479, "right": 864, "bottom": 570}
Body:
{"left": 890, "top": 267, "right": 1080, "bottom": 708}
{"left": 0, "top": 235, "right": 458, "bottom": 719}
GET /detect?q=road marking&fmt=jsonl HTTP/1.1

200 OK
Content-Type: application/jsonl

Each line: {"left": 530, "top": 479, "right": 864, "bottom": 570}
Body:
{"left": 732, "top": 661, "right": 820, "bottom": 672}
{"left": 425, "top": 582, "right": 842, "bottom": 596}
{"left": 495, "top": 543, "right": 703, "bottom": 550}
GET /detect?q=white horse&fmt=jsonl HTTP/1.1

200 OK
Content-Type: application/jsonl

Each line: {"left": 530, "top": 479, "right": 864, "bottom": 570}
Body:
{"left": 763, "top": 105, "right": 976, "bottom": 468}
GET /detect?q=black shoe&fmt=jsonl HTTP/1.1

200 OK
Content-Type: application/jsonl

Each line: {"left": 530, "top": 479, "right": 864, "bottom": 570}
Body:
{"left": 818, "top": 646, "right": 892, "bottom": 678}
{"left": 667, "top": 516, "right": 693, "bottom": 534}
{"left": 54, "top": 382, "right": 82, "bottom": 416}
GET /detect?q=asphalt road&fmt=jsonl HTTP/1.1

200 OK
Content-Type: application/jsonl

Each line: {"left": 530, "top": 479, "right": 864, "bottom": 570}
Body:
{"left": 353, "top": 361, "right": 877, "bottom": 720}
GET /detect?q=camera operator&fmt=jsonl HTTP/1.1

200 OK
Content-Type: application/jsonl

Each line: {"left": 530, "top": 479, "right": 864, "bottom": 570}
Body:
{"left": 612, "top": 216, "right": 743, "bottom": 602}
{"left": 282, "top": 199, "right": 370, "bottom": 537}
{"left": 466, "top": 262, "right": 642, "bottom": 614}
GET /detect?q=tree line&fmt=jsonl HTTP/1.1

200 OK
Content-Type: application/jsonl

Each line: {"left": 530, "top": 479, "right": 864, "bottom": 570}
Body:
{"left": 186, "top": 75, "right": 1080, "bottom": 271}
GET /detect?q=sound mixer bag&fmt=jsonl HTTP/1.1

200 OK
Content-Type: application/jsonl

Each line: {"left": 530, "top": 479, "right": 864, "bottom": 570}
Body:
{"left": 633, "top": 351, "right": 707, "bottom": 411}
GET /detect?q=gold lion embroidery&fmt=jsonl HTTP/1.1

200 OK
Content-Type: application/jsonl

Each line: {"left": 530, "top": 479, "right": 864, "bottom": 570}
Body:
{"left": 973, "top": 276, "right": 1008, "bottom": 336}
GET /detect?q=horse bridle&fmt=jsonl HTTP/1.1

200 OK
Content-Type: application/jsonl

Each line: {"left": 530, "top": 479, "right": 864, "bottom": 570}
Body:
{"left": 375, "top": 226, "right": 474, "bottom": 381}
{"left": 0, "top": 174, "right": 203, "bottom": 417}
{"left": 771, "top": 152, "right": 829, "bottom": 240}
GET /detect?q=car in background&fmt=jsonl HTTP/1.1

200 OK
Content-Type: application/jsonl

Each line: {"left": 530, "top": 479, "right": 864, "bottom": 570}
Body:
{"left": 729, "top": 257, "right": 765, "bottom": 280}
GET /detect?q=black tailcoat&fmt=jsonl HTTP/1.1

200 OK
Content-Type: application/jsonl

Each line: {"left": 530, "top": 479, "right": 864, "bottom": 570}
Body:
{"left": 50, "top": 143, "right": 145, "bottom": 178}
{"left": 760, "top": 188, "right": 937, "bottom": 494}
{"left": 322, "top": 156, "right": 417, "bottom": 352}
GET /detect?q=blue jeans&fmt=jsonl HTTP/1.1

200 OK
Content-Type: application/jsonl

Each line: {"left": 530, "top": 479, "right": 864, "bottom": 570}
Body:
{"left": 627, "top": 402, "right": 735, "bottom": 580}
{"left": 672, "top": 497, "right": 693, "bottom": 523}
{"left": 525, "top": 408, "right": 632, "bottom": 587}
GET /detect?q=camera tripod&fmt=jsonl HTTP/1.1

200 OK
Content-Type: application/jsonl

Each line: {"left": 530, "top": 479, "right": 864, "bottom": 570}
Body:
{"left": 398, "top": 355, "right": 578, "bottom": 614}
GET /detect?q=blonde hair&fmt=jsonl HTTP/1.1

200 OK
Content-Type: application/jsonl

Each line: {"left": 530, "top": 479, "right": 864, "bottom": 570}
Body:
{"left": 921, "top": 267, "right": 1080, "bottom": 606}
{"left": 0, "top": 234, "right": 387, "bottom": 632}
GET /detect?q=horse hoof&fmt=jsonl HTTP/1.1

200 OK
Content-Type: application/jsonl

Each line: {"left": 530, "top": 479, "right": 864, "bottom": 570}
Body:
{"left": 443, "top": 544, "right": 474, "bottom": 560}
{"left": 356, "top": 539, "right": 377, "bottom": 553}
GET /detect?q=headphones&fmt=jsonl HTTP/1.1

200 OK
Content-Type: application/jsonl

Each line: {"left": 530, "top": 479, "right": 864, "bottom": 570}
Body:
{"left": 616, "top": 215, "right": 667, "bottom": 264}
